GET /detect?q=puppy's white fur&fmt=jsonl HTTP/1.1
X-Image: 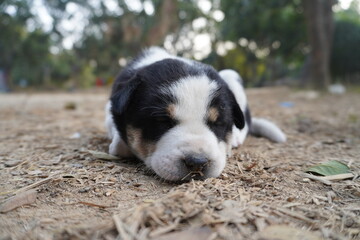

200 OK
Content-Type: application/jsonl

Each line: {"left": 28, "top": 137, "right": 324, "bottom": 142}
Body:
{"left": 219, "top": 69, "right": 286, "bottom": 145}
{"left": 219, "top": 69, "right": 249, "bottom": 147}
{"left": 106, "top": 48, "right": 229, "bottom": 180}
{"left": 149, "top": 125, "right": 227, "bottom": 181}
{"left": 251, "top": 118, "right": 287, "bottom": 143}
{"left": 148, "top": 76, "right": 227, "bottom": 180}
{"left": 105, "top": 101, "right": 133, "bottom": 157}
{"left": 106, "top": 48, "right": 286, "bottom": 181}
{"left": 132, "top": 47, "right": 192, "bottom": 69}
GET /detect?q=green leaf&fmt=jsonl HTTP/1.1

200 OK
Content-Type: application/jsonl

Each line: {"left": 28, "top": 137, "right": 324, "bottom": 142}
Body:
{"left": 305, "top": 160, "right": 350, "bottom": 176}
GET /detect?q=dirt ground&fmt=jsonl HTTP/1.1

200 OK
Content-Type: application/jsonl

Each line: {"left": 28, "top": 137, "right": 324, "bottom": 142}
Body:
{"left": 0, "top": 87, "right": 359, "bottom": 240}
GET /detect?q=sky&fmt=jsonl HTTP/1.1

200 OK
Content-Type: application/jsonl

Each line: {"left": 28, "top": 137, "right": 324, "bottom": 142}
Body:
{"left": 10, "top": 0, "right": 357, "bottom": 56}
{"left": 339, "top": 0, "right": 355, "bottom": 8}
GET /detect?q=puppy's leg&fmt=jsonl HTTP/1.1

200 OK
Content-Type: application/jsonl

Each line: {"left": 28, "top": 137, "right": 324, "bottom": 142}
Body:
{"left": 231, "top": 124, "right": 249, "bottom": 147}
{"left": 105, "top": 101, "right": 133, "bottom": 157}
{"left": 219, "top": 69, "right": 247, "bottom": 111}
{"left": 109, "top": 133, "right": 134, "bottom": 157}
{"left": 219, "top": 69, "right": 286, "bottom": 144}
{"left": 219, "top": 69, "right": 250, "bottom": 147}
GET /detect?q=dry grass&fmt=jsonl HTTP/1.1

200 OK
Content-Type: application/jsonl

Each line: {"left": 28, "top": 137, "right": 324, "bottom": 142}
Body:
{"left": 0, "top": 88, "right": 359, "bottom": 240}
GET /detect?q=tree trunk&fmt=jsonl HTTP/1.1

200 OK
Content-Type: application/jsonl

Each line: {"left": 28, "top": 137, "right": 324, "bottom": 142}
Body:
{"left": 145, "top": 0, "right": 178, "bottom": 46}
{"left": 302, "top": 0, "right": 335, "bottom": 90}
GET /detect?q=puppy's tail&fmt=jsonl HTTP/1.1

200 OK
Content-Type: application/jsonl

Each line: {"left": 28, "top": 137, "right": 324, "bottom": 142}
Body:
{"left": 250, "top": 118, "right": 287, "bottom": 143}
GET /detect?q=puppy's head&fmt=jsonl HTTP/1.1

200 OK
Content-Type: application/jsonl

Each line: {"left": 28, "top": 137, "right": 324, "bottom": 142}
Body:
{"left": 111, "top": 59, "right": 244, "bottom": 181}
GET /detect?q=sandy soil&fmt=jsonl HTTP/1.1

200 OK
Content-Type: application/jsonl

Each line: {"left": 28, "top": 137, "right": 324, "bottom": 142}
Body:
{"left": 0, "top": 87, "right": 359, "bottom": 240}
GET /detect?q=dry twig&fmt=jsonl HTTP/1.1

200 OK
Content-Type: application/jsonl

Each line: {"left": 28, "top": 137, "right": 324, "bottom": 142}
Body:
{"left": 301, "top": 173, "right": 332, "bottom": 185}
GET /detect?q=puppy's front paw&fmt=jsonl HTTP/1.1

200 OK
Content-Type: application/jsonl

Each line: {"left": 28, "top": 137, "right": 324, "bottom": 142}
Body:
{"left": 231, "top": 125, "right": 247, "bottom": 148}
{"left": 109, "top": 134, "right": 134, "bottom": 157}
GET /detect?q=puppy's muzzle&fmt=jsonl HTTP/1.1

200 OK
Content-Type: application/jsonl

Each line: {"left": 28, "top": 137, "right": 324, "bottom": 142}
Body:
{"left": 180, "top": 154, "right": 209, "bottom": 181}
{"left": 183, "top": 155, "right": 208, "bottom": 172}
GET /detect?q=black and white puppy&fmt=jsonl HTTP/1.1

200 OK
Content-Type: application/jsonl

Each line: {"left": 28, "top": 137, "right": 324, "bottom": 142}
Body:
{"left": 105, "top": 47, "right": 286, "bottom": 181}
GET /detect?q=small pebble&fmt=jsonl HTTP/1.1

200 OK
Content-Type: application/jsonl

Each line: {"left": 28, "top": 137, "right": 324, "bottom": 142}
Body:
{"left": 28, "top": 170, "right": 43, "bottom": 175}
{"left": 78, "top": 187, "right": 91, "bottom": 193}
{"left": 10, "top": 170, "right": 24, "bottom": 176}
{"left": 109, "top": 177, "right": 117, "bottom": 182}
{"left": 4, "top": 159, "right": 22, "bottom": 167}
{"left": 71, "top": 163, "right": 83, "bottom": 168}
{"left": 344, "top": 217, "right": 354, "bottom": 227}
{"left": 105, "top": 189, "right": 115, "bottom": 196}
{"left": 302, "top": 178, "right": 310, "bottom": 182}
{"left": 69, "top": 132, "right": 81, "bottom": 139}
{"left": 306, "top": 211, "right": 317, "bottom": 219}
{"left": 286, "top": 197, "right": 295, "bottom": 202}
{"left": 40, "top": 218, "right": 55, "bottom": 224}
{"left": 64, "top": 102, "right": 77, "bottom": 110}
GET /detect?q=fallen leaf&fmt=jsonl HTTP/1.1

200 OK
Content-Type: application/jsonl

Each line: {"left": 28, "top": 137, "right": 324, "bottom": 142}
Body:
{"left": 0, "top": 189, "right": 37, "bottom": 213}
{"left": 88, "top": 150, "right": 120, "bottom": 161}
{"left": 258, "top": 225, "right": 321, "bottom": 240}
{"left": 305, "top": 160, "right": 350, "bottom": 176}
{"left": 153, "top": 227, "right": 213, "bottom": 240}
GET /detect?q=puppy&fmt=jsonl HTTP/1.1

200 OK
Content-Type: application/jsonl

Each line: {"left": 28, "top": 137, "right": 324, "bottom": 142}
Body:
{"left": 105, "top": 47, "right": 286, "bottom": 181}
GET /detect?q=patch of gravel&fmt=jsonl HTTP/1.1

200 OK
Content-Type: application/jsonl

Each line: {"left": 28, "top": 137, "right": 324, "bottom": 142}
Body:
{"left": 0, "top": 88, "right": 359, "bottom": 240}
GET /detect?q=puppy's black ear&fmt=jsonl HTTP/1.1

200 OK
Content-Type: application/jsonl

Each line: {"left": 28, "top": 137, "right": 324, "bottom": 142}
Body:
{"left": 110, "top": 75, "right": 141, "bottom": 115}
{"left": 229, "top": 91, "right": 245, "bottom": 130}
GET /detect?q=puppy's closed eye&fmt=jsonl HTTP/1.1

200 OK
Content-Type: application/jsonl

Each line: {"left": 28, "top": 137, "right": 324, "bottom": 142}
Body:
{"left": 150, "top": 115, "right": 177, "bottom": 129}
{"left": 153, "top": 116, "right": 173, "bottom": 123}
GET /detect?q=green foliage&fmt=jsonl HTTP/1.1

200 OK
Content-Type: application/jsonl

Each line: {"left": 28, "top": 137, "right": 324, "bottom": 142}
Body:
{"left": 73, "top": 0, "right": 201, "bottom": 79}
{"left": 331, "top": 1, "right": 360, "bottom": 81}
{"left": 50, "top": 51, "right": 76, "bottom": 84}
{"left": 0, "top": 0, "right": 52, "bottom": 87}
{"left": 331, "top": 20, "right": 360, "bottom": 80}
{"left": 11, "top": 29, "right": 51, "bottom": 86}
{"left": 219, "top": 0, "right": 306, "bottom": 62}
{"left": 212, "top": 0, "right": 307, "bottom": 85}
{"left": 336, "top": 0, "right": 360, "bottom": 24}
{"left": 204, "top": 47, "right": 266, "bottom": 86}
{"left": 0, "top": 0, "right": 359, "bottom": 88}
{"left": 0, "top": 0, "right": 33, "bottom": 71}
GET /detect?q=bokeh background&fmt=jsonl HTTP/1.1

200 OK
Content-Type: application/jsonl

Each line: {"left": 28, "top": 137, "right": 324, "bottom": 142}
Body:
{"left": 0, "top": 0, "right": 359, "bottom": 91}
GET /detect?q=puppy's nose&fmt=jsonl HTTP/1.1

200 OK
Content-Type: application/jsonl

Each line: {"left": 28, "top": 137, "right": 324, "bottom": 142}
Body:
{"left": 184, "top": 155, "right": 208, "bottom": 171}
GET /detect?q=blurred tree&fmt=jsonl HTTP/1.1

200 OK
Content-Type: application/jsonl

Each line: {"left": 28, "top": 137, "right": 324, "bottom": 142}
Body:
{"left": 49, "top": 50, "right": 77, "bottom": 85}
{"left": 72, "top": 0, "right": 201, "bottom": 78}
{"left": 331, "top": 1, "right": 360, "bottom": 82}
{"left": 218, "top": 0, "right": 356, "bottom": 89}
{"left": 144, "top": 0, "right": 178, "bottom": 46}
{"left": 214, "top": 0, "right": 306, "bottom": 85}
{"left": 336, "top": 0, "right": 360, "bottom": 24}
{"left": 0, "top": 0, "right": 52, "bottom": 87}
{"left": 1, "top": 0, "right": 358, "bottom": 89}
{"left": 331, "top": 20, "right": 360, "bottom": 81}
{"left": 0, "top": 0, "right": 30, "bottom": 87}
{"left": 11, "top": 29, "right": 51, "bottom": 86}
{"left": 219, "top": 0, "right": 306, "bottom": 63}
{"left": 303, "top": 0, "right": 335, "bottom": 89}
